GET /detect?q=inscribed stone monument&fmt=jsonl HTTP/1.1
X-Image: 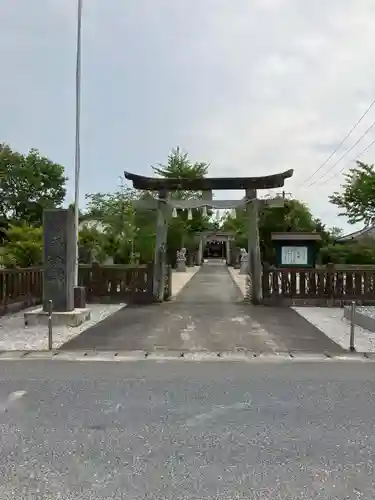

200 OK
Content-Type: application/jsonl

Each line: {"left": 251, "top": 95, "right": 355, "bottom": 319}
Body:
{"left": 43, "top": 209, "right": 75, "bottom": 312}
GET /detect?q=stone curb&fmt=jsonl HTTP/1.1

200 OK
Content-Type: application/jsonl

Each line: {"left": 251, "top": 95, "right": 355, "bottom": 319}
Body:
{"left": 0, "top": 350, "right": 373, "bottom": 362}
{"left": 227, "top": 267, "right": 248, "bottom": 300}
{"left": 170, "top": 267, "right": 201, "bottom": 299}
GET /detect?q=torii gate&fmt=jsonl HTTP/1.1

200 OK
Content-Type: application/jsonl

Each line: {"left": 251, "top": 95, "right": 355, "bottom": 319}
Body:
{"left": 125, "top": 169, "right": 294, "bottom": 305}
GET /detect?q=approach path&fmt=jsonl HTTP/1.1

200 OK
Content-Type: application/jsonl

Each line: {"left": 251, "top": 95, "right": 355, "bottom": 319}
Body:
{"left": 62, "top": 261, "right": 342, "bottom": 353}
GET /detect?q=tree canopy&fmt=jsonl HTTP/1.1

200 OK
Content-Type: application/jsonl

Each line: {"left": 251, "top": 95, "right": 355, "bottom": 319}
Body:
{"left": 0, "top": 143, "right": 66, "bottom": 226}
{"left": 329, "top": 161, "right": 375, "bottom": 226}
{"left": 77, "top": 148, "right": 215, "bottom": 265}
{"left": 0, "top": 223, "right": 43, "bottom": 268}
{"left": 153, "top": 146, "right": 209, "bottom": 200}
{"left": 222, "top": 199, "right": 327, "bottom": 264}
{"left": 4, "top": 141, "right": 373, "bottom": 268}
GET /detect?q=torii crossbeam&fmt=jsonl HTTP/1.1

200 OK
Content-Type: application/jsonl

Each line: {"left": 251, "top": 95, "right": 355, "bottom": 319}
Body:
{"left": 124, "top": 169, "right": 293, "bottom": 191}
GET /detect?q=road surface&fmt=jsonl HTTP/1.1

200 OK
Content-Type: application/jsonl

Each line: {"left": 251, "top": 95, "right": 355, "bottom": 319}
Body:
{"left": 0, "top": 358, "right": 375, "bottom": 498}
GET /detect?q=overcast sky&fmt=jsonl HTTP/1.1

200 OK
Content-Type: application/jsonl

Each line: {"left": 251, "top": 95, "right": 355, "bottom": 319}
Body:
{"left": 1, "top": 0, "right": 375, "bottom": 233}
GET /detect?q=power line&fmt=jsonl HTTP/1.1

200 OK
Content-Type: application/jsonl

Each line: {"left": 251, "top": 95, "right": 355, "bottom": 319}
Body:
{"left": 315, "top": 137, "right": 375, "bottom": 185}
{"left": 304, "top": 120, "right": 375, "bottom": 188}
{"left": 298, "top": 135, "right": 375, "bottom": 189}
{"left": 299, "top": 98, "right": 375, "bottom": 186}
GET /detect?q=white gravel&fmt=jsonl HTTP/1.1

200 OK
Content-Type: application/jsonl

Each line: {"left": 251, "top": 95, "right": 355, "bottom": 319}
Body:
{"left": 355, "top": 306, "right": 375, "bottom": 319}
{"left": 0, "top": 303, "right": 125, "bottom": 351}
{"left": 293, "top": 306, "right": 375, "bottom": 352}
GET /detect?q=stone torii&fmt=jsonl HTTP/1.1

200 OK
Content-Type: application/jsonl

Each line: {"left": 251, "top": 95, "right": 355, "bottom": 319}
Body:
{"left": 124, "top": 169, "right": 294, "bottom": 305}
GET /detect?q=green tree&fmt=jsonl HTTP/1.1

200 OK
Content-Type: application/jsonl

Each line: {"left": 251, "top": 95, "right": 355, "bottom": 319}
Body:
{"left": 80, "top": 148, "right": 214, "bottom": 265}
{"left": 85, "top": 187, "right": 135, "bottom": 234}
{"left": 0, "top": 223, "right": 43, "bottom": 267}
{"left": 319, "top": 240, "right": 375, "bottom": 265}
{"left": 152, "top": 147, "right": 213, "bottom": 263}
{"left": 0, "top": 143, "right": 66, "bottom": 226}
{"left": 78, "top": 225, "right": 107, "bottom": 264}
{"left": 221, "top": 199, "right": 321, "bottom": 264}
{"left": 326, "top": 226, "right": 343, "bottom": 240}
{"left": 153, "top": 146, "right": 209, "bottom": 200}
{"left": 329, "top": 161, "right": 375, "bottom": 226}
{"left": 83, "top": 186, "right": 140, "bottom": 264}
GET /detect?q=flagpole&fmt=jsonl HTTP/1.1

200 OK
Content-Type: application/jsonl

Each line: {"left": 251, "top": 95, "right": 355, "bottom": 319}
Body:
{"left": 74, "top": 0, "right": 83, "bottom": 286}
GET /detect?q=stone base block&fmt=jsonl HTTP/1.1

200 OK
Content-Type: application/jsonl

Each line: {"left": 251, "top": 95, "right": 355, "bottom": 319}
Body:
{"left": 74, "top": 286, "right": 86, "bottom": 309}
{"left": 176, "top": 261, "right": 186, "bottom": 272}
{"left": 24, "top": 308, "right": 91, "bottom": 328}
{"left": 239, "top": 263, "right": 249, "bottom": 275}
{"left": 344, "top": 306, "right": 375, "bottom": 333}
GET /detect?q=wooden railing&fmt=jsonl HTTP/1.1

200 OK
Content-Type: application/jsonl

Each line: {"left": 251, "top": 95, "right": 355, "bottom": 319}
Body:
{"left": 0, "top": 267, "right": 43, "bottom": 314}
{"left": 0, "top": 263, "right": 162, "bottom": 314}
{"left": 262, "top": 265, "right": 375, "bottom": 305}
{"left": 78, "top": 262, "right": 155, "bottom": 304}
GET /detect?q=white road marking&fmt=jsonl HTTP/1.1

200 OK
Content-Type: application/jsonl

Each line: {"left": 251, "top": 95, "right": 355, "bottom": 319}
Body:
{"left": 7, "top": 390, "right": 27, "bottom": 402}
{"left": 185, "top": 401, "right": 251, "bottom": 427}
{"left": 231, "top": 316, "right": 248, "bottom": 325}
{"left": 180, "top": 322, "right": 203, "bottom": 350}
{"left": 0, "top": 390, "right": 27, "bottom": 413}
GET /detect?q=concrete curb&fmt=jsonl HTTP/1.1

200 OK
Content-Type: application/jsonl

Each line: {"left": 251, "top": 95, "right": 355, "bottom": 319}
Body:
{"left": 170, "top": 266, "right": 201, "bottom": 299}
{"left": 227, "top": 266, "right": 248, "bottom": 301}
{"left": 0, "top": 350, "right": 373, "bottom": 362}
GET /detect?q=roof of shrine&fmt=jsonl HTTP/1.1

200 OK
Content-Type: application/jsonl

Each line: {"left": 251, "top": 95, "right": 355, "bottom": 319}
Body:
{"left": 124, "top": 169, "right": 294, "bottom": 191}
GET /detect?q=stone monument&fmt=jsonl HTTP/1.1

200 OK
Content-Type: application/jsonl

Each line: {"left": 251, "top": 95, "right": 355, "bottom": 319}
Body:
{"left": 24, "top": 209, "right": 90, "bottom": 327}
{"left": 239, "top": 248, "right": 249, "bottom": 275}
{"left": 176, "top": 247, "right": 187, "bottom": 272}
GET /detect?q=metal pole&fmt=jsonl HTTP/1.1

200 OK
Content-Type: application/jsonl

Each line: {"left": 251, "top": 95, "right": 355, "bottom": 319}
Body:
{"left": 350, "top": 300, "right": 356, "bottom": 352}
{"left": 73, "top": 0, "right": 83, "bottom": 286}
{"left": 48, "top": 300, "right": 53, "bottom": 350}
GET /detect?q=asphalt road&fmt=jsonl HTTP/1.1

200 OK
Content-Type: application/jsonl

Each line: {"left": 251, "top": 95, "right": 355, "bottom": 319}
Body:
{"left": 1, "top": 359, "right": 375, "bottom": 498}
{"left": 62, "top": 262, "right": 341, "bottom": 353}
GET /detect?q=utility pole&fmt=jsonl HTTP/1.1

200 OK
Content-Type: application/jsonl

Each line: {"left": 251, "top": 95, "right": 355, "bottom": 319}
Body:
{"left": 73, "top": 0, "right": 83, "bottom": 286}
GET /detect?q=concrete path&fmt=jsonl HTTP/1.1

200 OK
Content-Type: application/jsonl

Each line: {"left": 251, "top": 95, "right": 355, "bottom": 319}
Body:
{"left": 62, "top": 261, "right": 343, "bottom": 353}
{"left": 171, "top": 266, "right": 200, "bottom": 298}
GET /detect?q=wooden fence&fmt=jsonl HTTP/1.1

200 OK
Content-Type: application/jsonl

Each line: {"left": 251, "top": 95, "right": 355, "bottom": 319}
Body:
{"left": 0, "top": 263, "right": 172, "bottom": 314}
{"left": 0, "top": 267, "right": 43, "bottom": 315}
{"left": 78, "top": 262, "right": 155, "bottom": 304}
{"left": 262, "top": 266, "right": 375, "bottom": 306}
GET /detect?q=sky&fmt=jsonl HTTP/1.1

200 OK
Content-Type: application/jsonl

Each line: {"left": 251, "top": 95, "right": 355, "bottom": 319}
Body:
{"left": 1, "top": 0, "right": 375, "bottom": 234}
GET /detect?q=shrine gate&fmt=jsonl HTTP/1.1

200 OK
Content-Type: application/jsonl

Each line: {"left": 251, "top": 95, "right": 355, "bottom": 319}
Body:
{"left": 125, "top": 169, "right": 294, "bottom": 305}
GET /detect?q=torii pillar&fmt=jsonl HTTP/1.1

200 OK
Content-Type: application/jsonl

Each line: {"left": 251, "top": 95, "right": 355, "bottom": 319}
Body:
{"left": 153, "top": 189, "right": 170, "bottom": 301}
{"left": 246, "top": 188, "right": 262, "bottom": 304}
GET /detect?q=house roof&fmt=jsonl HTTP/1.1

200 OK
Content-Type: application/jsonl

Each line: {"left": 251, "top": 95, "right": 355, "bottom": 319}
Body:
{"left": 271, "top": 232, "right": 322, "bottom": 241}
{"left": 336, "top": 225, "right": 375, "bottom": 242}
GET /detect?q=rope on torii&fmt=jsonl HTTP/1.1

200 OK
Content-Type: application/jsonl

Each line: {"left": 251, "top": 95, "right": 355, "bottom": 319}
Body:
{"left": 132, "top": 197, "right": 285, "bottom": 211}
